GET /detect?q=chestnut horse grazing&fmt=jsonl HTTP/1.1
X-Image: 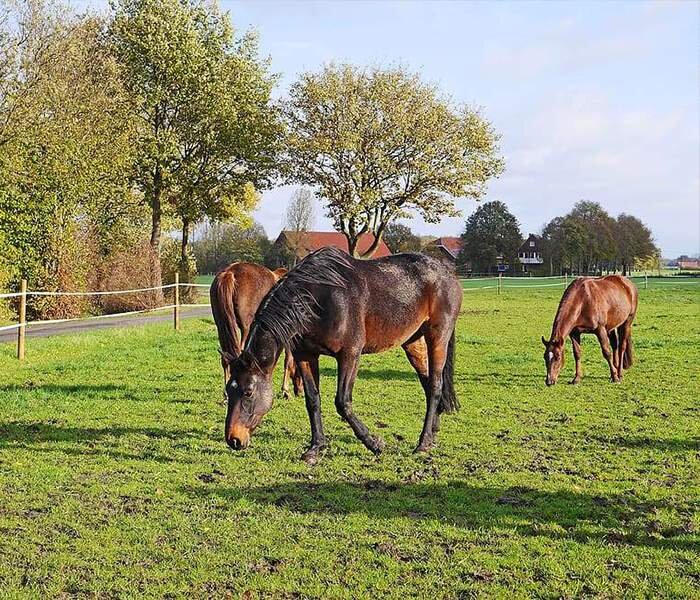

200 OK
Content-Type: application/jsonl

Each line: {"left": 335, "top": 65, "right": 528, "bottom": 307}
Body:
{"left": 542, "top": 275, "right": 638, "bottom": 386}
{"left": 210, "top": 262, "right": 300, "bottom": 399}
{"left": 223, "top": 247, "right": 463, "bottom": 463}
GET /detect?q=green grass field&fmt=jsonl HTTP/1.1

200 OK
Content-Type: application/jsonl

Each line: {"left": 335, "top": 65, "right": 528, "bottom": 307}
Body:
{"left": 0, "top": 286, "right": 698, "bottom": 598}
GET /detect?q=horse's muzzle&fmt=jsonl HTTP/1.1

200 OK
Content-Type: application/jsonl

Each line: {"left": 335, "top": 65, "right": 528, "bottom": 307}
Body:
{"left": 226, "top": 435, "right": 249, "bottom": 450}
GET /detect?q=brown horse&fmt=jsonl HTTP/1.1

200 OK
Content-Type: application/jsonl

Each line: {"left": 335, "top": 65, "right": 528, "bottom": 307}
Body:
{"left": 542, "top": 275, "right": 638, "bottom": 386}
{"left": 222, "top": 247, "right": 463, "bottom": 464}
{"left": 210, "top": 262, "right": 301, "bottom": 399}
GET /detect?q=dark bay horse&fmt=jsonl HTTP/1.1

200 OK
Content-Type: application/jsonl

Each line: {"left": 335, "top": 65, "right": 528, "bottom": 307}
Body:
{"left": 210, "top": 262, "right": 300, "bottom": 399}
{"left": 222, "top": 247, "right": 463, "bottom": 463}
{"left": 542, "top": 275, "right": 638, "bottom": 385}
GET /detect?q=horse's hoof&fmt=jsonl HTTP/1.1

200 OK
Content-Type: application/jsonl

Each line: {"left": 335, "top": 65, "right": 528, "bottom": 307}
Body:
{"left": 370, "top": 437, "right": 385, "bottom": 455}
{"left": 413, "top": 442, "right": 433, "bottom": 453}
{"left": 569, "top": 378, "right": 581, "bottom": 385}
{"left": 301, "top": 443, "right": 328, "bottom": 465}
{"left": 282, "top": 390, "right": 291, "bottom": 400}
{"left": 301, "top": 452, "right": 318, "bottom": 465}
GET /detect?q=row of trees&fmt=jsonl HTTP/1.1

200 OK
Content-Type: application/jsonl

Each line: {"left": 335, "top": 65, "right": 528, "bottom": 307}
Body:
{"left": 541, "top": 202, "right": 657, "bottom": 275}
{"left": 0, "top": 0, "right": 503, "bottom": 319}
{"left": 456, "top": 200, "right": 657, "bottom": 275}
{"left": 0, "top": 0, "right": 278, "bottom": 317}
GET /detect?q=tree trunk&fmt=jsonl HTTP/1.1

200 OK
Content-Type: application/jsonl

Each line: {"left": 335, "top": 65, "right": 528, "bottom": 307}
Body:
{"left": 345, "top": 232, "right": 360, "bottom": 257}
{"left": 149, "top": 174, "right": 162, "bottom": 251}
{"left": 147, "top": 166, "right": 164, "bottom": 297}
{"left": 181, "top": 217, "right": 190, "bottom": 272}
{"left": 358, "top": 222, "right": 388, "bottom": 259}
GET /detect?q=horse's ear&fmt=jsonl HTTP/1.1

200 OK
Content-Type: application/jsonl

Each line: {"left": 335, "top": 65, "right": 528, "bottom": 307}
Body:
{"left": 541, "top": 336, "right": 548, "bottom": 346}
{"left": 218, "top": 349, "right": 237, "bottom": 366}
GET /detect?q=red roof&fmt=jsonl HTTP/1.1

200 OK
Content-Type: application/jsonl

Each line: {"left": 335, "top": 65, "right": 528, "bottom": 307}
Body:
{"left": 432, "top": 236, "right": 463, "bottom": 258}
{"left": 280, "top": 231, "right": 392, "bottom": 258}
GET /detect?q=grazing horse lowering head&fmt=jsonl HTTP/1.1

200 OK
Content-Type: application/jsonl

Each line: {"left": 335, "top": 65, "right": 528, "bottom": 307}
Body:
{"left": 222, "top": 350, "right": 275, "bottom": 450}
{"left": 542, "top": 336, "right": 565, "bottom": 386}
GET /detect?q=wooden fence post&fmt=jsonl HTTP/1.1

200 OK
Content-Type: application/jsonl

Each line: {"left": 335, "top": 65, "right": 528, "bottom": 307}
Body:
{"left": 174, "top": 272, "right": 180, "bottom": 331}
{"left": 498, "top": 273, "right": 502, "bottom": 295}
{"left": 17, "top": 279, "right": 26, "bottom": 360}
{"left": 644, "top": 272, "right": 648, "bottom": 290}
{"left": 564, "top": 272, "right": 568, "bottom": 287}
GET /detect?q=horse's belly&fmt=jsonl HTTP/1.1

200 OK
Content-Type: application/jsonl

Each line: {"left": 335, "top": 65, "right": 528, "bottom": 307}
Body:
{"left": 362, "top": 310, "right": 427, "bottom": 354}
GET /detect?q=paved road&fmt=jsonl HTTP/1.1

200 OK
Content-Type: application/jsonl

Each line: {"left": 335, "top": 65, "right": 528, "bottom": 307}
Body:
{"left": 0, "top": 306, "right": 212, "bottom": 344}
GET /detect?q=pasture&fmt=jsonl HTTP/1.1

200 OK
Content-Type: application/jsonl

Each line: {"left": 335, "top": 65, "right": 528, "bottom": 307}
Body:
{"left": 0, "top": 285, "right": 698, "bottom": 598}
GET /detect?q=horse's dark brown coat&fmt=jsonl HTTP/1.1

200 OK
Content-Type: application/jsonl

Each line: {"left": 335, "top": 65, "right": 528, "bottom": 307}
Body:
{"left": 223, "top": 248, "right": 463, "bottom": 461}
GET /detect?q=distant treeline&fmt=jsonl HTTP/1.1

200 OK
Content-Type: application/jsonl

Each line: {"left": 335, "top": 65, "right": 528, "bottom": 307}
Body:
{"left": 454, "top": 200, "right": 658, "bottom": 275}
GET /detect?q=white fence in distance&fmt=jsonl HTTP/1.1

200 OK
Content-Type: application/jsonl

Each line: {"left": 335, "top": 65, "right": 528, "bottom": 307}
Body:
{"left": 1, "top": 274, "right": 698, "bottom": 358}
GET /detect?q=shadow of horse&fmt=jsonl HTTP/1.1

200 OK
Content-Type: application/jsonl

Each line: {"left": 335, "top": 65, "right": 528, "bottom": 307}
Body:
{"left": 184, "top": 479, "right": 698, "bottom": 550}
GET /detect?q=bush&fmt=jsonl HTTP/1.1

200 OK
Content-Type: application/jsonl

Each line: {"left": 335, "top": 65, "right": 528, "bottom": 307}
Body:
{"left": 95, "top": 240, "right": 163, "bottom": 314}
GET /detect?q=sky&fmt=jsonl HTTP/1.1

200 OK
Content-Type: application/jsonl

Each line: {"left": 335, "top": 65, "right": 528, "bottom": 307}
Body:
{"left": 82, "top": 0, "right": 700, "bottom": 257}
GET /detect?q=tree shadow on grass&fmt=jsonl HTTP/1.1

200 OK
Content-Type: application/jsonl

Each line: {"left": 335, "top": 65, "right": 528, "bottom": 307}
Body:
{"left": 0, "top": 382, "right": 198, "bottom": 402}
{"left": 0, "top": 383, "right": 126, "bottom": 395}
{"left": 186, "top": 480, "right": 699, "bottom": 551}
{"left": 0, "top": 421, "right": 206, "bottom": 464}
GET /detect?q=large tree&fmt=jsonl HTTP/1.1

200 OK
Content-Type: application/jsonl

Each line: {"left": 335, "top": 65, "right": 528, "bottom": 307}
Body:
{"left": 615, "top": 214, "right": 657, "bottom": 275}
{"left": 566, "top": 201, "right": 617, "bottom": 274}
{"left": 109, "top": 0, "right": 280, "bottom": 276}
{"left": 383, "top": 222, "right": 422, "bottom": 254}
{"left": 0, "top": 5, "right": 138, "bottom": 314}
{"left": 284, "top": 64, "right": 503, "bottom": 258}
{"left": 458, "top": 201, "right": 522, "bottom": 273}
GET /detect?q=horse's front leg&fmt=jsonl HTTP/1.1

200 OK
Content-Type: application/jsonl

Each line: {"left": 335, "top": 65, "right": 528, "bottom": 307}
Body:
{"left": 296, "top": 356, "right": 328, "bottom": 464}
{"left": 569, "top": 331, "right": 583, "bottom": 384}
{"left": 596, "top": 326, "right": 620, "bottom": 383}
{"left": 281, "top": 350, "right": 293, "bottom": 399}
{"left": 335, "top": 352, "right": 384, "bottom": 455}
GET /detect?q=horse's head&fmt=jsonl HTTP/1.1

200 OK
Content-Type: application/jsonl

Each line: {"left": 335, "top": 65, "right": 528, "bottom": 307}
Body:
{"left": 541, "top": 336, "right": 565, "bottom": 386}
{"left": 222, "top": 350, "right": 275, "bottom": 450}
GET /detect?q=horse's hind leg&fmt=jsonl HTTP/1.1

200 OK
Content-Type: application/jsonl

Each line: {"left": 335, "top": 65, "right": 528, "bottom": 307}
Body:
{"left": 296, "top": 355, "right": 328, "bottom": 464}
{"left": 608, "top": 329, "right": 620, "bottom": 374}
{"left": 618, "top": 318, "right": 633, "bottom": 374}
{"left": 334, "top": 351, "right": 384, "bottom": 455}
{"left": 596, "top": 325, "right": 620, "bottom": 383}
{"left": 415, "top": 328, "right": 450, "bottom": 453}
{"left": 403, "top": 337, "right": 440, "bottom": 433}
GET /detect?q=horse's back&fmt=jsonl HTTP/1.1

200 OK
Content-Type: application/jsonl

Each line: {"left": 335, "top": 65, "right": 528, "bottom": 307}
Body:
{"left": 592, "top": 275, "right": 637, "bottom": 314}
{"left": 561, "top": 275, "right": 637, "bottom": 332}
{"left": 353, "top": 253, "right": 462, "bottom": 351}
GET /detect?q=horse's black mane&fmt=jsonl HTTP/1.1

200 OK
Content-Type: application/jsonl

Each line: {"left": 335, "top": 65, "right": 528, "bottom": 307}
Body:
{"left": 247, "top": 246, "right": 353, "bottom": 349}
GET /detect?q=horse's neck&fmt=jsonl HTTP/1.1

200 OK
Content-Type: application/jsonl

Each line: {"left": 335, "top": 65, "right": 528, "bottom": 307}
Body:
{"left": 551, "top": 304, "right": 577, "bottom": 341}
{"left": 247, "top": 325, "right": 281, "bottom": 369}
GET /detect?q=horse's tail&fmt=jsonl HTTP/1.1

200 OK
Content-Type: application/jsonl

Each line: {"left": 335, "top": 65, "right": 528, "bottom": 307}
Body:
{"left": 438, "top": 328, "right": 460, "bottom": 414}
{"left": 210, "top": 269, "right": 241, "bottom": 359}
{"left": 623, "top": 334, "right": 634, "bottom": 369}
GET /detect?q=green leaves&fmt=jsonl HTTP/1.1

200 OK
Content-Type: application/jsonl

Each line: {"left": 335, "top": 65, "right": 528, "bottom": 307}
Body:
{"left": 109, "top": 0, "right": 280, "bottom": 251}
{"left": 459, "top": 201, "right": 523, "bottom": 272}
{"left": 284, "top": 64, "right": 503, "bottom": 257}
